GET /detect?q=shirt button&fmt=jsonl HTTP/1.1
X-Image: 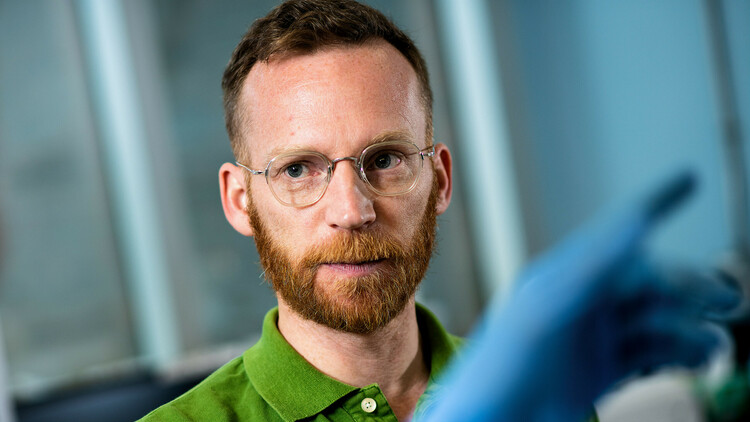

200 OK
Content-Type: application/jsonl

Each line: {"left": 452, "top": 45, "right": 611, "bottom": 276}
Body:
{"left": 361, "top": 397, "right": 377, "bottom": 413}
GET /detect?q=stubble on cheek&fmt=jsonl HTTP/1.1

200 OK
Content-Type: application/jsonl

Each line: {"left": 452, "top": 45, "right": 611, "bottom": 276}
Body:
{"left": 243, "top": 178, "right": 438, "bottom": 333}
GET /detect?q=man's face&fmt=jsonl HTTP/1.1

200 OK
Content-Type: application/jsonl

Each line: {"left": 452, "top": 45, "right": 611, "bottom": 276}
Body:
{"left": 236, "top": 41, "right": 444, "bottom": 333}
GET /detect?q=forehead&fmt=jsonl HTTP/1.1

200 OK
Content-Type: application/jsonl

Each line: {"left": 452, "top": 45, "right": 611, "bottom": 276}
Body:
{"left": 238, "top": 40, "right": 426, "bottom": 162}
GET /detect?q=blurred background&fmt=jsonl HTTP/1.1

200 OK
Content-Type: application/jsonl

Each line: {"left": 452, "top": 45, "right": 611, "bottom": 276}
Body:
{"left": 0, "top": 0, "right": 747, "bottom": 421}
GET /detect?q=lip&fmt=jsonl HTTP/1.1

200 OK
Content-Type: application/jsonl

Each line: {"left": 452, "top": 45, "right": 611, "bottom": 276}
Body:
{"left": 319, "top": 259, "right": 386, "bottom": 276}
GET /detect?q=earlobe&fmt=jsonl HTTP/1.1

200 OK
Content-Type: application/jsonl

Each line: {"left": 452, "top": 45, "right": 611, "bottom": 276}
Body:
{"left": 219, "top": 162, "right": 255, "bottom": 237}
{"left": 433, "top": 143, "right": 453, "bottom": 215}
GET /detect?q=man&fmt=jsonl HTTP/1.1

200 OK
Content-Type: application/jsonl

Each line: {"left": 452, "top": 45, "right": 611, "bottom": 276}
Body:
{"left": 141, "top": 1, "right": 460, "bottom": 420}
{"left": 140, "top": 1, "right": 737, "bottom": 421}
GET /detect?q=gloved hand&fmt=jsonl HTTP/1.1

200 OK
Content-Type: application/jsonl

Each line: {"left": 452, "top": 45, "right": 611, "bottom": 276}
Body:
{"left": 415, "top": 172, "right": 741, "bottom": 422}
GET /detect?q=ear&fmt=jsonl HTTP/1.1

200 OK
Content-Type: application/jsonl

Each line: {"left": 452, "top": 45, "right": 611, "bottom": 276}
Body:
{"left": 219, "top": 162, "right": 254, "bottom": 237}
{"left": 432, "top": 143, "right": 453, "bottom": 215}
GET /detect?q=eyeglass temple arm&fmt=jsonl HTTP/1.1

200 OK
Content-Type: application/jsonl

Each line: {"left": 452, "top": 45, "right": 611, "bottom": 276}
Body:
{"left": 420, "top": 145, "right": 436, "bottom": 158}
{"left": 235, "top": 162, "right": 264, "bottom": 175}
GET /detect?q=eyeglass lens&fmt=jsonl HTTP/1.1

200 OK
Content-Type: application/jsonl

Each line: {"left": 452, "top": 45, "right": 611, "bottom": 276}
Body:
{"left": 266, "top": 142, "right": 423, "bottom": 206}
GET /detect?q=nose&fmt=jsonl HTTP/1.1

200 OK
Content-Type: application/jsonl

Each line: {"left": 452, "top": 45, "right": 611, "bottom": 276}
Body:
{"left": 323, "top": 159, "right": 376, "bottom": 230}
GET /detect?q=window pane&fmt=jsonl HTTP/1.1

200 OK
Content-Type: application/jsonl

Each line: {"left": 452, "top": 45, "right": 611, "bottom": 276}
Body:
{"left": 0, "top": 1, "right": 136, "bottom": 396}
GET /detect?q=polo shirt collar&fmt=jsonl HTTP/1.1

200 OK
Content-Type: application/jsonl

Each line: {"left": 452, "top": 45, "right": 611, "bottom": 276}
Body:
{"left": 243, "top": 303, "right": 459, "bottom": 422}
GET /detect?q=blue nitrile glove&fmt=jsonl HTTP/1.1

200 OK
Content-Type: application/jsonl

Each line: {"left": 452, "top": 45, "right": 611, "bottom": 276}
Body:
{"left": 415, "top": 172, "right": 741, "bottom": 422}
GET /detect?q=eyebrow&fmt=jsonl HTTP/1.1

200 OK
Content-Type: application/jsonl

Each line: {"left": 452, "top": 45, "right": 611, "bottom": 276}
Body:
{"left": 261, "top": 130, "right": 418, "bottom": 163}
{"left": 368, "top": 130, "right": 416, "bottom": 146}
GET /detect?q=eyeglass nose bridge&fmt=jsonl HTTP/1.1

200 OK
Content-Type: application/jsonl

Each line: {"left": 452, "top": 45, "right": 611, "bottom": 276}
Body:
{"left": 330, "top": 156, "right": 365, "bottom": 179}
{"left": 331, "top": 156, "right": 359, "bottom": 166}
{"left": 329, "top": 155, "right": 379, "bottom": 196}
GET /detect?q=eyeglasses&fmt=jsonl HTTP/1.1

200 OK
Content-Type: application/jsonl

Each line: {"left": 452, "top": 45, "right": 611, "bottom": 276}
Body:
{"left": 236, "top": 140, "right": 435, "bottom": 207}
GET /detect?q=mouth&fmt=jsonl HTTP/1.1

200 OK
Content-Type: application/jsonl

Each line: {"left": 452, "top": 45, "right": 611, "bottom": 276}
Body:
{"left": 319, "top": 259, "right": 386, "bottom": 275}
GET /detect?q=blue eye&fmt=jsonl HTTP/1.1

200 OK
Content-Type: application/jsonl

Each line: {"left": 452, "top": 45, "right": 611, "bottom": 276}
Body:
{"left": 284, "top": 163, "right": 306, "bottom": 178}
{"left": 368, "top": 152, "right": 402, "bottom": 170}
{"left": 374, "top": 153, "right": 393, "bottom": 169}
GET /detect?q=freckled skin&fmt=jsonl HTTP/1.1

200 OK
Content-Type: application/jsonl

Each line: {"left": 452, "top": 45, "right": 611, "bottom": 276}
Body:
{"left": 240, "top": 41, "right": 435, "bottom": 271}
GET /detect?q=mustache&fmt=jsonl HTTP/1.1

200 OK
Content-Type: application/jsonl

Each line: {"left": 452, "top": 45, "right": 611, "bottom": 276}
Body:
{"left": 300, "top": 230, "right": 408, "bottom": 269}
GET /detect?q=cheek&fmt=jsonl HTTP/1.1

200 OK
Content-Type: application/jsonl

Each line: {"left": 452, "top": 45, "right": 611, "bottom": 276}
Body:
{"left": 262, "top": 206, "right": 321, "bottom": 255}
{"left": 379, "top": 193, "right": 427, "bottom": 240}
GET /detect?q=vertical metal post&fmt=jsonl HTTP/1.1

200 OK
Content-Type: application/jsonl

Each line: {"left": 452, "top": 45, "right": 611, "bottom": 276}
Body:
{"left": 75, "top": 0, "right": 180, "bottom": 368}
{"left": 434, "top": 0, "right": 527, "bottom": 298}
{"left": 704, "top": 0, "right": 749, "bottom": 257}
{"left": 0, "top": 318, "right": 15, "bottom": 422}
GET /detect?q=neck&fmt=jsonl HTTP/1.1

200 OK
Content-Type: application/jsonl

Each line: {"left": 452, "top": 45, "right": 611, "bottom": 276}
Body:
{"left": 277, "top": 296, "right": 429, "bottom": 421}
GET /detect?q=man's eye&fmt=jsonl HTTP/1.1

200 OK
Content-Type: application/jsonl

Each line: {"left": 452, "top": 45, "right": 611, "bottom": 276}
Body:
{"left": 284, "top": 163, "right": 308, "bottom": 178}
{"left": 370, "top": 152, "right": 401, "bottom": 170}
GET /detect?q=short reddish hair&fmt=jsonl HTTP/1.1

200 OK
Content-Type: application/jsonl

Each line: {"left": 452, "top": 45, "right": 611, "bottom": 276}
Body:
{"left": 221, "top": 0, "right": 433, "bottom": 162}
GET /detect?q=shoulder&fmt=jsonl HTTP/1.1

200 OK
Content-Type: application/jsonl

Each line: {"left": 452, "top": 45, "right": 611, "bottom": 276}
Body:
{"left": 137, "top": 355, "right": 283, "bottom": 422}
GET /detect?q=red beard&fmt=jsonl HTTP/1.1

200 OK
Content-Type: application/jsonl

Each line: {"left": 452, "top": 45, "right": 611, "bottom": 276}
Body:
{"left": 246, "top": 181, "right": 437, "bottom": 334}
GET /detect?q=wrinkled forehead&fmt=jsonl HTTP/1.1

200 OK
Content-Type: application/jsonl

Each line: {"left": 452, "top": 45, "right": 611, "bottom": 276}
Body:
{"left": 236, "top": 41, "right": 426, "bottom": 161}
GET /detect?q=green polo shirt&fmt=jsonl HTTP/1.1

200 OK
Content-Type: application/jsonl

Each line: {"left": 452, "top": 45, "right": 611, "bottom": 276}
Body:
{"left": 138, "top": 303, "right": 463, "bottom": 421}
